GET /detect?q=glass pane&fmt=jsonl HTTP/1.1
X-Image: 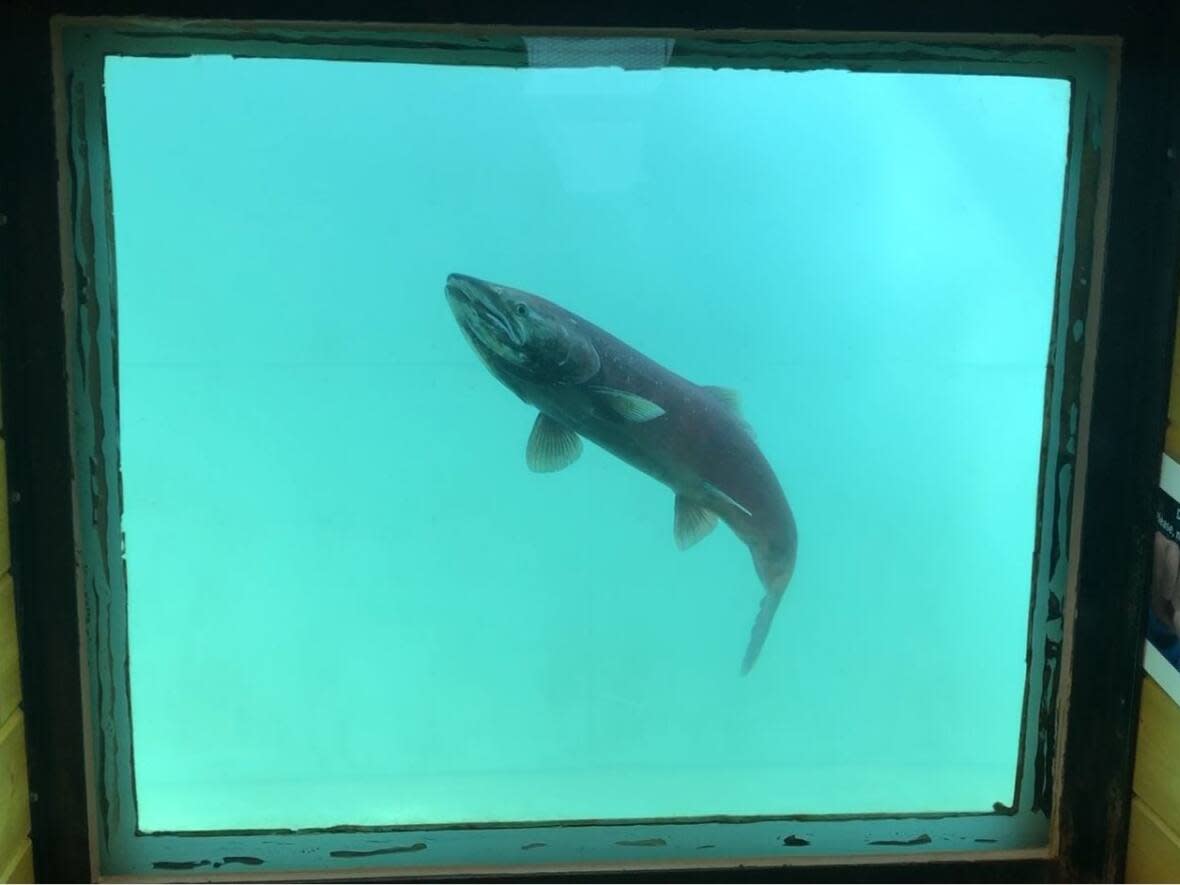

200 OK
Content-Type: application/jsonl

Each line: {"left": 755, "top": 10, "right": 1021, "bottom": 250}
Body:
{"left": 103, "top": 53, "right": 1070, "bottom": 832}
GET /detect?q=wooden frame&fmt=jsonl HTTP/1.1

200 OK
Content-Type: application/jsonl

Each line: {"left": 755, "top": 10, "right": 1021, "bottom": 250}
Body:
{"left": 4, "top": 1, "right": 1179, "bottom": 882}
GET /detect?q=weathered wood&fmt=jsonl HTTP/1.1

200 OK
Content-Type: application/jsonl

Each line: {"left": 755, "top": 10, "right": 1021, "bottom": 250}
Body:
{"left": 0, "top": 712, "right": 30, "bottom": 882}
{"left": 0, "top": 576, "right": 18, "bottom": 726}
{"left": 1133, "top": 677, "right": 1180, "bottom": 835}
{"left": 0, "top": 839, "right": 33, "bottom": 885}
{"left": 1127, "top": 797, "right": 1180, "bottom": 883}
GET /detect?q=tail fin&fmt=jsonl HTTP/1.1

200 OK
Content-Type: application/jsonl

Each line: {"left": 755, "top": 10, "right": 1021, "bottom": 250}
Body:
{"left": 740, "top": 592, "right": 782, "bottom": 676}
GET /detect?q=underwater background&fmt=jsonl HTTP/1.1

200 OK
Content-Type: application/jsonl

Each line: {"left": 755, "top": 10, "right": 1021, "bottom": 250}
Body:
{"left": 103, "top": 53, "right": 1069, "bottom": 831}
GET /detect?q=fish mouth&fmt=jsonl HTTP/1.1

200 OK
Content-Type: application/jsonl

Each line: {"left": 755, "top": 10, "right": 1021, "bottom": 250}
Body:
{"left": 445, "top": 273, "right": 523, "bottom": 348}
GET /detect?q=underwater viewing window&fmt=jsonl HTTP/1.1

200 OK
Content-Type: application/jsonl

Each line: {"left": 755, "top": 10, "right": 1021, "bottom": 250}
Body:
{"left": 52, "top": 17, "right": 1117, "bottom": 880}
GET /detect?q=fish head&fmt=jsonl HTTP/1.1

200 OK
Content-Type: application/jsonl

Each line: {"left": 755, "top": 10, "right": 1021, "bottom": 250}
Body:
{"left": 445, "top": 273, "right": 601, "bottom": 383}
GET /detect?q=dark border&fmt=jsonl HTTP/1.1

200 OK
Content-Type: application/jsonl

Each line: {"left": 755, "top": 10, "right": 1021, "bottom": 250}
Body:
{"left": 60, "top": 23, "right": 1099, "bottom": 878}
{"left": 3, "top": 1, "right": 1179, "bottom": 882}
{"left": 1055, "top": 4, "right": 1180, "bottom": 881}
{"left": 0, "top": 4, "right": 95, "bottom": 885}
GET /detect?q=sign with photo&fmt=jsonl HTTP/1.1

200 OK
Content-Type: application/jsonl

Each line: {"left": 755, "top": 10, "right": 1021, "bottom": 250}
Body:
{"left": 1147, "top": 453, "right": 1180, "bottom": 702}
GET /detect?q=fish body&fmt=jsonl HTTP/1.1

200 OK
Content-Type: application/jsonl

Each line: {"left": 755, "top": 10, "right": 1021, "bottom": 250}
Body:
{"left": 445, "top": 272, "right": 797, "bottom": 673}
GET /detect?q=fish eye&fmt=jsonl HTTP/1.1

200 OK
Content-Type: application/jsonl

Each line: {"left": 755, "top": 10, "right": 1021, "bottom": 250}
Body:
{"left": 514, "top": 302, "right": 528, "bottom": 317}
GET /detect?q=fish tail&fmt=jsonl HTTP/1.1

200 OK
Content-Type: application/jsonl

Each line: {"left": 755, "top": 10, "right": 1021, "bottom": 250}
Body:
{"left": 740, "top": 592, "right": 782, "bottom": 676}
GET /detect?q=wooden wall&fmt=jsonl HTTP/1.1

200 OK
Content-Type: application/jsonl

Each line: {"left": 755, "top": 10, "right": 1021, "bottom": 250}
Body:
{"left": 0, "top": 382, "right": 33, "bottom": 884}
{"left": 1129, "top": 678, "right": 1180, "bottom": 880}
{"left": 1126, "top": 310, "right": 1180, "bottom": 883}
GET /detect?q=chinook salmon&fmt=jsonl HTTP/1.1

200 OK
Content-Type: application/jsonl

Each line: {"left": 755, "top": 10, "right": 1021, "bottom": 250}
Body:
{"left": 445, "top": 272, "right": 797, "bottom": 674}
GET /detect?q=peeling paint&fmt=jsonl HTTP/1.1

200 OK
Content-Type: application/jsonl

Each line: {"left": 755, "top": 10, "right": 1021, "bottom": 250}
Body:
{"left": 1034, "top": 634, "right": 1064, "bottom": 813}
{"left": 520, "top": 842, "right": 546, "bottom": 851}
{"left": 152, "top": 860, "right": 211, "bottom": 870}
{"left": 329, "top": 842, "right": 427, "bottom": 859}
{"left": 221, "top": 855, "right": 264, "bottom": 866}
{"left": 868, "top": 833, "right": 932, "bottom": 847}
{"left": 67, "top": 62, "right": 130, "bottom": 859}
{"left": 615, "top": 838, "right": 666, "bottom": 847}
{"left": 782, "top": 835, "right": 810, "bottom": 846}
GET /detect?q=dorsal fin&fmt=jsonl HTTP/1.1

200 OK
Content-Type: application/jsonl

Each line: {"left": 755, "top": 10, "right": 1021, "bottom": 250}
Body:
{"left": 701, "top": 385, "right": 742, "bottom": 416}
{"left": 701, "top": 385, "right": 755, "bottom": 438}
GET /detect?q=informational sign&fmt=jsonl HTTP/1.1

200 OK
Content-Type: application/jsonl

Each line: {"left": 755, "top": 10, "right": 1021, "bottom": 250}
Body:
{"left": 1146, "top": 453, "right": 1180, "bottom": 703}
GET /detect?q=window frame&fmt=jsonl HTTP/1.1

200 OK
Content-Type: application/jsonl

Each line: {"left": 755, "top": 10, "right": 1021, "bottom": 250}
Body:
{"left": 4, "top": 2, "right": 1176, "bottom": 882}
{"left": 57, "top": 19, "right": 1114, "bottom": 878}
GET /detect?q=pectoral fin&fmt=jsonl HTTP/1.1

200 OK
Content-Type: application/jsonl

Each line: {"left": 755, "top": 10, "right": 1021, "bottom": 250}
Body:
{"left": 674, "top": 495, "right": 718, "bottom": 550}
{"left": 526, "top": 412, "right": 582, "bottom": 473}
{"left": 589, "top": 387, "right": 666, "bottom": 422}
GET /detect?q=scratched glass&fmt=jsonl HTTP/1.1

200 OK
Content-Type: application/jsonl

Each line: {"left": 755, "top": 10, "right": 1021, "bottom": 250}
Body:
{"left": 104, "top": 54, "right": 1070, "bottom": 830}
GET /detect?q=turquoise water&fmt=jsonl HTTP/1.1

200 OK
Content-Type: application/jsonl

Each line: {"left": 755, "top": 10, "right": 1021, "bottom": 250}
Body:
{"left": 104, "top": 54, "right": 1069, "bottom": 832}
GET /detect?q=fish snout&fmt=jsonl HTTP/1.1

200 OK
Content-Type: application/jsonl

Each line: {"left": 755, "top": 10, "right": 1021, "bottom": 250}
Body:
{"left": 445, "top": 273, "right": 476, "bottom": 306}
{"left": 446, "top": 273, "right": 509, "bottom": 311}
{"left": 445, "top": 273, "right": 527, "bottom": 358}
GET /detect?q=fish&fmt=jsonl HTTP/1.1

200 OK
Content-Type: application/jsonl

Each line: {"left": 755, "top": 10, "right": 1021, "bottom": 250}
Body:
{"left": 444, "top": 272, "right": 797, "bottom": 674}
